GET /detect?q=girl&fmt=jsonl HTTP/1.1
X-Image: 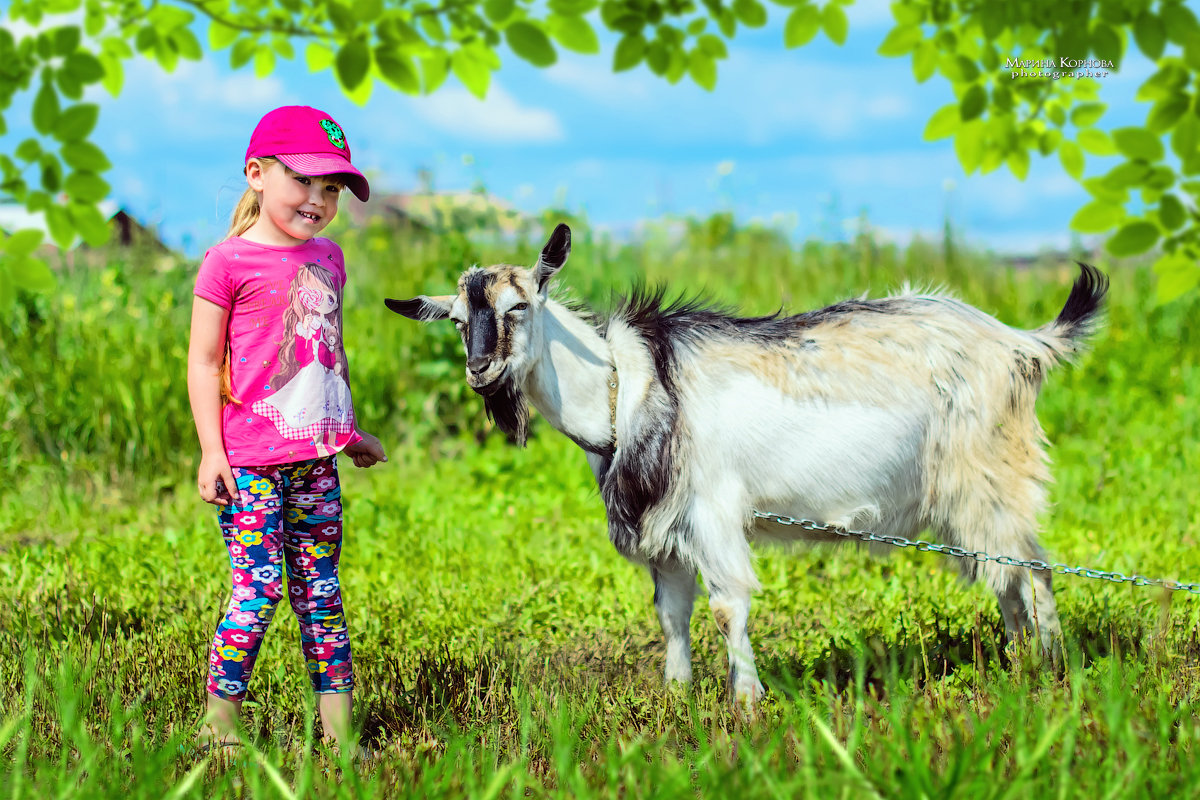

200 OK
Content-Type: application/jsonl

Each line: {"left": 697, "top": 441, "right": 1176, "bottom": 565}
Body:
{"left": 187, "top": 105, "right": 385, "bottom": 753}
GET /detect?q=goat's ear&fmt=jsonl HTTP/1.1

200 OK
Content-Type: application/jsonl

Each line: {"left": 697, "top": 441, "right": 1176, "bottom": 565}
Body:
{"left": 385, "top": 295, "right": 454, "bottom": 321}
{"left": 534, "top": 223, "right": 571, "bottom": 294}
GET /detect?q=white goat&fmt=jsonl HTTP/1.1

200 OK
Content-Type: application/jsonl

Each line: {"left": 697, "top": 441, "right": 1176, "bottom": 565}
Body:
{"left": 388, "top": 224, "right": 1107, "bottom": 712}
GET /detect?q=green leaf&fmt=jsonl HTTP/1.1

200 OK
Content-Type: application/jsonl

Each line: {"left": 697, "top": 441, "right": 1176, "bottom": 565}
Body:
{"left": 688, "top": 49, "right": 717, "bottom": 90}
{"left": 1147, "top": 96, "right": 1188, "bottom": 134}
{"left": 254, "top": 47, "right": 275, "bottom": 78}
{"left": 1133, "top": 12, "right": 1166, "bottom": 59}
{"left": 15, "top": 138, "right": 43, "bottom": 162}
{"left": 52, "top": 103, "right": 98, "bottom": 142}
{"left": 64, "top": 171, "right": 110, "bottom": 203}
{"left": 1158, "top": 194, "right": 1185, "bottom": 230}
{"left": 697, "top": 34, "right": 727, "bottom": 59}
{"left": 732, "top": 0, "right": 767, "bottom": 28}
{"left": 960, "top": 84, "right": 986, "bottom": 121}
{"left": 421, "top": 52, "right": 450, "bottom": 93}
{"left": 1039, "top": 129, "right": 1062, "bottom": 156}
{"left": 548, "top": 15, "right": 599, "bottom": 53}
{"left": 645, "top": 41, "right": 669, "bottom": 75}
{"left": 1069, "top": 102, "right": 1105, "bottom": 128}
{"left": 5, "top": 229, "right": 44, "bottom": 257}
{"left": 173, "top": 29, "right": 203, "bottom": 61}
{"left": 420, "top": 14, "right": 447, "bottom": 42}
{"left": 451, "top": 47, "right": 490, "bottom": 98}
{"left": 923, "top": 103, "right": 960, "bottom": 141}
{"left": 97, "top": 53, "right": 122, "bottom": 95}
{"left": 1070, "top": 200, "right": 1123, "bottom": 233}
{"left": 32, "top": 82, "right": 60, "bottom": 135}
{"left": 506, "top": 22, "right": 557, "bottom": 67}
{"left": 1163, "top": 3, "right": 1200, "bottom": 46}
{"left": 484, "top": 0, "right": 515, "bottom": 23}
{"left": 1090, "top": 23, "right": 1123, "bottom": 69}
{"left": 1060, "top": 140, "right": 1084, "bottom": 179}
{"left": 8, "top": 255, "right": 57, "bottom": 293}
{"left": 231, "top": 38, "right": 256, "bottom": 69}
{"left": 549, "top": 0, "right": 599, "bottom": 14}
{"left": 375, "top": 47, "right": 420, "bottom": 93}
{"left": 1113, "top": 127, "right": 1163, "bottom": 162}
{"left": 784, "top": 5, "right": 820, "bottom": 48}
{"left": 912, "top": 40, "right": 936, "bottom": 82}
{"left": 1078, "top": 128, "right": 1117, "bottom": 156}
{"left": 613, "top": 33, "right": 645, "bottom": 71}
{"left": 1172, "top": 113, "right": 1200, "bottom": 160}
{"left": 306, "top": 42, "right": 335, "bottom": 72}
{"left": 327, "top": 2, "right": 357, "bottom": 32}
{"left": 1106, "top": 220, "right": 1159, "bottom": 256}
{"left": 954, "top": 119, "right": 985, "bottom": 174}
{"left": 891, "top": 1, "right": 922, "bottom": 26}
{"left": 61, "top": 141, "right": 111, "bottom": 172}
{"left": 878, "top": 24, "right": 921, "bottom": 56}
{"left": 52, "top": 26, "right": 80, "bottom": 56}
{"left": 822, "top": 4, "right": 848, "bottom": 45}
{"left": 1153, "top": 252, "right": 1199, "bottom": 303}
{"left": 68, "top": 202, "right": 111, "bottom": 247}
{"left": 45, "top": 204, "right": 73, "bottom": 248}
{"left": 208, "top": 21, "right": 239, "bottom": 50}
{"left": 687, "top": 18, "right": 707, "bottom": 35}
{"left": 335, "top": 39, "right": 370, "bottom": 90}
{"left": 1007, "top": 148, "right": 1030, "bottom": 180}
{"left": 352, "top": 0, "right": 382, "bottom": 23}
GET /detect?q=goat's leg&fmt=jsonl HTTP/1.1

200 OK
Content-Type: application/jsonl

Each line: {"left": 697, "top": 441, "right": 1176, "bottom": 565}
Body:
{"left": 938, "top": 513, "right": 1062, "bottom": 659}
{"left": 705, "top": 580, "right": 764, "bottom": 715}
{"left": 652, "top": 563, "right": 697, "bottom": 683}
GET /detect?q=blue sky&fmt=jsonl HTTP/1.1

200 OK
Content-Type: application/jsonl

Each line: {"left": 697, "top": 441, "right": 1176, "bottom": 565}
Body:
{"left": 3, "top": 0, "right": 1166, "bottom": 256}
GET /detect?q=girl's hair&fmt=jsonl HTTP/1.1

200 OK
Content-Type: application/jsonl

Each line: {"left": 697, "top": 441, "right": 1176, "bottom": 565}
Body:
{"left": 269, "top": 262, "right": 341, "bottom": 391}
{"left": 224, "top": 156, "right": 278, "bottom": 240}
{"left": 219, "top": 156, "right": 278, "bottom": 405}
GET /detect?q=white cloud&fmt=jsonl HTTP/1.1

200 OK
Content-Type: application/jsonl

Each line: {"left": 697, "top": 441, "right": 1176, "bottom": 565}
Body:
{"left": 408, "top": 85, "right": 565, "bottom": 143}
{"left": 543, "top": 57, "right": 654, "bottom": 106}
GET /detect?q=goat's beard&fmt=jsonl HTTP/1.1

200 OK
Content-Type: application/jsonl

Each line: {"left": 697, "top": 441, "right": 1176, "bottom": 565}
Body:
{"left": 482, "top": 374, "right": 529, "bottom": 446}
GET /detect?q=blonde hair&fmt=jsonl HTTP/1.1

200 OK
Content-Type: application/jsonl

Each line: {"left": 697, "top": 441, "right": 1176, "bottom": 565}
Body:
{"left": 224, "top": 156, "right": 278, "bottom": 240}
{"left": 219, "top": 156, "right": 281, "bottom": 404}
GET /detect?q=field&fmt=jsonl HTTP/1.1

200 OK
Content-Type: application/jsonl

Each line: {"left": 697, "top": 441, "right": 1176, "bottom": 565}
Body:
{"left": 1, "top": 213, "right": 1198, "bottom": 797}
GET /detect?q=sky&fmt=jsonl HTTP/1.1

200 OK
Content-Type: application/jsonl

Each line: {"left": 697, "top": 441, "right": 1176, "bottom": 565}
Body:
{"left": 1, "top": 0, "right": 1168, "bottom": 257}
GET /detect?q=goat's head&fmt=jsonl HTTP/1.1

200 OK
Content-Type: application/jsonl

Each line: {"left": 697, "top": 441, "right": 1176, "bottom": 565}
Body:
{"left": 386, "top": 223, "right": 571, "bottom": 399}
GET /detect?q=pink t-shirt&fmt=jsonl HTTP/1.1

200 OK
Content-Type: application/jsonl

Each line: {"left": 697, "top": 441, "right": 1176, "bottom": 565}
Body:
{"left": 194, "top": 236, "right": 362, "bottom": 467}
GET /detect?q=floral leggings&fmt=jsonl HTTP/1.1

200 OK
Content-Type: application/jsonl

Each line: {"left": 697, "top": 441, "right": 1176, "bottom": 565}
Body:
{"left": 207, "top": 455, "right": 353, "bottom": 700}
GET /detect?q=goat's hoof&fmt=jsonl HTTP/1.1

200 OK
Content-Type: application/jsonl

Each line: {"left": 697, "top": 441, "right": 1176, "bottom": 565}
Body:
{"left": 731, "top": 678, "right": 765, "bottom": 722}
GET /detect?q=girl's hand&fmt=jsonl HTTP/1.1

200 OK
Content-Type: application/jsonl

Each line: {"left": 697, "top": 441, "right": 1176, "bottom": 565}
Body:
{"left": 344, "top": 432, "right": 387, "bottom": 468}
{"left": 199, "top": 453, "right": 239, "bottom": 506}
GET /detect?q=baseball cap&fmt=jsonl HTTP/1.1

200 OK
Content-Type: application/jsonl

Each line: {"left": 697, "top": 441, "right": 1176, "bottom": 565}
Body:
{"left": 245, "top": 106, "right": 370, "bottom": 202}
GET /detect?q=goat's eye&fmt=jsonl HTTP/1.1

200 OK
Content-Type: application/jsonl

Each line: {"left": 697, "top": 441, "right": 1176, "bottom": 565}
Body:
{"left": 509, "top": 303, "right": 528, "bottom": 313}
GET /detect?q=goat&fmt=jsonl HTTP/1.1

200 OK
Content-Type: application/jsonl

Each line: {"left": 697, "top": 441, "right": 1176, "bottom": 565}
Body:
{"left": 387, "top": 224, "right": 1108, "bottom": 713}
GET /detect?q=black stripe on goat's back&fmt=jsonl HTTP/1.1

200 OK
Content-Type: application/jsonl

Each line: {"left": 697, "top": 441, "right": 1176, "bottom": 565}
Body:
{"left": 609, "top": 283, "right": 905, "bottom": 384}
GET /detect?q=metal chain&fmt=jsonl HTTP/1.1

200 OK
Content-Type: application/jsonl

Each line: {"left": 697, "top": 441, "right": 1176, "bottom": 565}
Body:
{"left": 752, "top": 510, "right": 1200, "bottom": 595}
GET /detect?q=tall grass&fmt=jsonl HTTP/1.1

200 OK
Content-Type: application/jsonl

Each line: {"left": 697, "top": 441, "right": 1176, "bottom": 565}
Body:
{"left": 2, "top": 212, "right": 1199, "bottom": 796}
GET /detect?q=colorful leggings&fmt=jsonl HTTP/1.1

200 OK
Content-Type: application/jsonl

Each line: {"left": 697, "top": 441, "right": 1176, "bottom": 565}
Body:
{"left": 207, "top": 455, "right": 353, "bottom": 700}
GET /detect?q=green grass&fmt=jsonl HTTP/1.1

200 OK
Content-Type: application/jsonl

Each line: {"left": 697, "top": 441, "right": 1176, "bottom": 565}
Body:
{"left": 2, "top": 216, "right": 1199, "bottom": 796}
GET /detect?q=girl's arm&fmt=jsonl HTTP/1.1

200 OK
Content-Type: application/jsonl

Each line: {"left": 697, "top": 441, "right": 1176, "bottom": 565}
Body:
{"left": 188, "top": 297, "right": 238, "bottom": 506}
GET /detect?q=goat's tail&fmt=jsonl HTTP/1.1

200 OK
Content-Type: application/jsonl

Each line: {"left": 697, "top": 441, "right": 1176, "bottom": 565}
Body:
{"left": 1030, "top": 262, "right": 1108, "bottom": 363}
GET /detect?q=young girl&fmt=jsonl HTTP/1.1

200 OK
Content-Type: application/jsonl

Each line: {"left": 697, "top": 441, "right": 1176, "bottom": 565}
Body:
{"left": 187, "top": 105, "right": 386, "bottom": 752}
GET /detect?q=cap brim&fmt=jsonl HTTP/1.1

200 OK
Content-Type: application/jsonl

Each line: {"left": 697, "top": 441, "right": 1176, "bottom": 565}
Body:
{"left": 277, "top": 153, "right": 370, "bottom": 202}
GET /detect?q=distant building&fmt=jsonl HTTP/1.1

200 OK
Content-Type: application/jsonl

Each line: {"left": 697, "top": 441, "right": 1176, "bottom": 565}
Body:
{"left": 0, "top": 201, "right": 169, "bottom": 253}
{"left": 342, "top": 190, "right": 534, "bottom": 235}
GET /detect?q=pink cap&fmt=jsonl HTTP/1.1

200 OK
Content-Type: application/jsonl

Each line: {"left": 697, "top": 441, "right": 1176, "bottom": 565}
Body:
{"left": 245, "top": 106, "right": 370, "bottom": 202}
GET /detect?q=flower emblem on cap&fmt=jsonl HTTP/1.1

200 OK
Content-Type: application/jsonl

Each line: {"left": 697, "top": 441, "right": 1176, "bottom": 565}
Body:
{"left": 320, "top": 119, "right": 346, "bottom": 149}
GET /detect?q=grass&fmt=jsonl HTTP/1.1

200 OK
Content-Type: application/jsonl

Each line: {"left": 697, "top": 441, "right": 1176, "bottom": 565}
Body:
{"left": 1, "top": 215, "right": 1198, "bottom": 796}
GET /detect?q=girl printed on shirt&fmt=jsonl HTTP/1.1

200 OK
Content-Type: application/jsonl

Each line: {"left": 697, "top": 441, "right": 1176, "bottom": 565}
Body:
{"left": 251, "top": 261, "right": 355, "bottom": 454}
